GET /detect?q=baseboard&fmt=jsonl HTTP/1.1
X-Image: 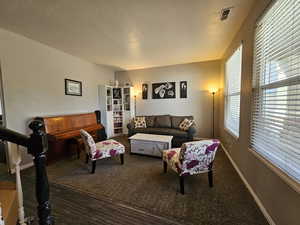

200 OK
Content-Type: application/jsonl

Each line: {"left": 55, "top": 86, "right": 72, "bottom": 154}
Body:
{"left": 221, "top": 143, "right": 276, "bottom": 225}
{"left": 10, "top": 162, "right": 34, "bottom": 174}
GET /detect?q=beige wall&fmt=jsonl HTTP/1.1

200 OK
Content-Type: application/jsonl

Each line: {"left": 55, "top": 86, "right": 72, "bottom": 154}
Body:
{"left": 218, "top": 1, "right": 300, "bottom": 225}
{"left": 116, "top": 60, "right": 221, "bottom": 137}
{"left": 0, "top": 28, "right": 115, "bottom": 170}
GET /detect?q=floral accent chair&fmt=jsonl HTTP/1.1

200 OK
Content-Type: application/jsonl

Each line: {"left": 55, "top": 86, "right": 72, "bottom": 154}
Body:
{"left": 163, "top": 139, "right": 220, "bottom": 194}
{"left": 80, "top": 129, "right": 125, "bottom": 174}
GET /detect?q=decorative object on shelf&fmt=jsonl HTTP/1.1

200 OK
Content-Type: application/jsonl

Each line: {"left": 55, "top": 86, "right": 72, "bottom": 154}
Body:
{"left": 123, "top": 87, "right": 131, "bottom": 111}
{"left": 112, "top": 92, "right": 123, "bottom": 136}
{"left": 180, "top": 81, "right": 187, "bottom": 98}
{"left": 65, "top": 79, "right": 82, "bottom": 96}
{"left": 142, "top": 84, "right": 148, "bottom": 99}
{"left": 113, "top": 88, "right": 122, "bottom": 99}
{"left": 152, "top": 82, "right": 176, "bottom": 99}
{"left": 109, "top": 80, "right": 115, "bottom": 86}
{"left": 209, "top": 87, "right": 218, "bottom": 137}
{"left": 106, "top": 88, "right": 112, "bottom": 111}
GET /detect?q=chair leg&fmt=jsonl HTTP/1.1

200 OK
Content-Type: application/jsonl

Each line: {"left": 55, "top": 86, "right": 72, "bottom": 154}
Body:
{"left": 120, "top": 154, "right": 124, "bottom": 165}
{"left": 91, "top": 161, "right": 96, "bottom": 174}
{"left": 208, "top": 170, "right": 213, "bottom": 187}
{"left": 85, "top": 154, "right": 89, "bottom": 164}
{"left": 163, "top": 161, "right": 167, "bottom": 173}
{"left": 179, "top": 176, "right": 185, "bottom": 195}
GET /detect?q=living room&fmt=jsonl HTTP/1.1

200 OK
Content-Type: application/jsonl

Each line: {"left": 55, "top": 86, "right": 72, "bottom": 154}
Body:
{"left": 0, "top": 0, "right": 299, "bottom": 225}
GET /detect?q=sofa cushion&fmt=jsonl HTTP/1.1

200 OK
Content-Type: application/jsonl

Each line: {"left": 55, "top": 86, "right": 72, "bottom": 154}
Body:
{"left": 155, "top": 115, "right": 171, "bottom": 128}
{"left": 145, "top": 116, "right": 155, "bottom": 128}
{"left": 171, "top": 116, "right": 193, "bottom": 129}
{"left": 133, "top": 128, "right": 188, "bottom": 138}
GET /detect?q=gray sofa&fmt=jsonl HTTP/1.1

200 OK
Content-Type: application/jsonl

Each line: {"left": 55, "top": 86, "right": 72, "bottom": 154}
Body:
{"left": 127, "top": 115, "right": 196, "bottom": 147}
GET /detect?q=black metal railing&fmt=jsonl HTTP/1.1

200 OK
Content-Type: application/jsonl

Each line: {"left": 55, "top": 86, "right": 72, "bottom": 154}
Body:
{"left": 0, "top": 120, "right": 54, "bottom": 225}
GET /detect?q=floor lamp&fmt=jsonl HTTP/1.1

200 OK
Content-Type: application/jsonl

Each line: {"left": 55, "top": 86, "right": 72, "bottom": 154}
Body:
{"left": 133, "top": 89, "right": 139, "bottom": 117}
{"left": 134, "top": 95, "right": 137, "bottom": 117}
{"left": 209, "top": 88, "right": 218, "bottom": 138}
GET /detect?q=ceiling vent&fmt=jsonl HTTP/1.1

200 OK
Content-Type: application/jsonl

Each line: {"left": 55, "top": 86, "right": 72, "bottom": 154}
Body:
{"left": 220, "top": 7, "right": 233, "bottom": 21}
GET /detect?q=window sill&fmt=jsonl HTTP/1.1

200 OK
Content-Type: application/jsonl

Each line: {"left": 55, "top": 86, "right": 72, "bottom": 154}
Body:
{"left": 248, "top": 148, "right": 300, "bottom": 195}
{"left": 224, "top": 127, "right": 239, "bottom": 141}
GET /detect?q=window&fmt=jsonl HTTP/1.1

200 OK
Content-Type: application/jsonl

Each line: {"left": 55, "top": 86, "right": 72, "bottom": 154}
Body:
{"left": 251, "top": 0, "right": 300, "bottom": 183}
{"left": 224, "top": 45, "right": 242, "bottom": 137}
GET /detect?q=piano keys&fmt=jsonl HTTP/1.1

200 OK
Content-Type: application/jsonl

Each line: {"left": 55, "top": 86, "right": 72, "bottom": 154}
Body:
{"left": 36, "top": 111, "right": 106, "bottom": 162}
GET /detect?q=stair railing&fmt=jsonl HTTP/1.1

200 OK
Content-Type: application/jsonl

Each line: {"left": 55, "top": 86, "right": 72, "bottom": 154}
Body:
{"left": 0, "top": 120, "right": 54, "bottom": 225}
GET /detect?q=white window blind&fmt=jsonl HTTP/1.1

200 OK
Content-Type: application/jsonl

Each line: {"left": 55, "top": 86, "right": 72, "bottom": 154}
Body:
{"left": 225, "top": 45, "right": 242, "bottom": 137}
{"left": 251, "top": 0, "right": 300, "bottom": 183}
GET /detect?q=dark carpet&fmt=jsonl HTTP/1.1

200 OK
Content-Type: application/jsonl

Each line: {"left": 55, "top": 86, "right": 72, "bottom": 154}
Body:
{"left": 41, "top": 136, "right": 268, "bottom": 225}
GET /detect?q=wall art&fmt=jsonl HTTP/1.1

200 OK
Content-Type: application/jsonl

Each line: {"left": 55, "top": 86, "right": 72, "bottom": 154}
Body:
{"left": 152, "top": 82, "right": 176, "bottom": 99}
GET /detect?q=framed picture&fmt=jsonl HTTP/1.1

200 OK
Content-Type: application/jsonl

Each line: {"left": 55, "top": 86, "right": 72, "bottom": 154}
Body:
{"left": 113, "top": 88, "right": 122, "bottom": 99}
{"left": 142, "top": 84, "right": 148, "bottom": 99}
{"left": 65, "top": 79, "right": 82, "bottom": 96}
{"left": 152, "top": 82, "right": 176, "bottom": 99}
{"left": 180, "top": 81, "right": 187, "bottom": 98}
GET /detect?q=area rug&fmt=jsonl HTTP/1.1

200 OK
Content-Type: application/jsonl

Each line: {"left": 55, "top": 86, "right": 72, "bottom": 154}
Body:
{"left": 47, "top": 136, "right": 268, "bottom": 225}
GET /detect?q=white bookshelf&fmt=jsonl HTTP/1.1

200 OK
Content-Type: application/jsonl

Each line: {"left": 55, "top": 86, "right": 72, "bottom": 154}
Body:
{"left": 99, "top": 85, "right": 134, "bottom": 138}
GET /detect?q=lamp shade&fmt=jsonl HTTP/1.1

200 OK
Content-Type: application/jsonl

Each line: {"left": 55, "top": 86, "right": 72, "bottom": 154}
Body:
{"left": 133, "top": 88, "right": 140, "bottom": 97}
{"left": 209, "top": 87, "right": 218, "bottom": 94}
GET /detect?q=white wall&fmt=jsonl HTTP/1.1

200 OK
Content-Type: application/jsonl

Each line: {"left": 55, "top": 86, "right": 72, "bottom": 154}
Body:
{"left": 116, "top": 61, "right": 221, "bottom": 137}
{"left": 0, "top": 28, "right": 115, "bottom": 170}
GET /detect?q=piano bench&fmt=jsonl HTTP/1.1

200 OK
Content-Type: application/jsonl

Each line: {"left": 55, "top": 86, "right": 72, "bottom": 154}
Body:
{"left": 68, "top": 138, "right": 84, "bottom": 159}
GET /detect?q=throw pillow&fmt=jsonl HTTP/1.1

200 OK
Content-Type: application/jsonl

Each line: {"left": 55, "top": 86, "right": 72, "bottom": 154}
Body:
{"left": 179, "top": 118, "right": 194, "bottom": 131}
{"left": 171, "top": 116, "right": 193, "bottom": 129}
{"left": 145, "top": 116, "right": 155, "bottom": 128}
{"left": 134, "top": 117, "right": 147, "bottom": 128}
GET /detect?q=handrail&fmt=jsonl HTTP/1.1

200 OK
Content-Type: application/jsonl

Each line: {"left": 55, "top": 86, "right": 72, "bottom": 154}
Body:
{"left": 0, "top": 120, "right": 54, "bottom": 225}
{"left": 0, "top": 127, "right": 29, "bottom": 147}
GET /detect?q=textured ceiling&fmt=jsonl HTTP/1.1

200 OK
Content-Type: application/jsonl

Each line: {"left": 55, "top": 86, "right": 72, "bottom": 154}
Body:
{"left": 0, "top": 0, "right": 255, "bottom": 70}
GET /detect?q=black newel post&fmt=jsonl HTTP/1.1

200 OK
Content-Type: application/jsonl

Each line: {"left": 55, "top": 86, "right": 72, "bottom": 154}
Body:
{"left": 28, "top": 120, "right": 54, "bottom": 225}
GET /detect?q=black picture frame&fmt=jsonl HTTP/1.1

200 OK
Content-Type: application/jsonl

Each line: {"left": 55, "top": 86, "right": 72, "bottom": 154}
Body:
{"left": 142, "top": 84, "right": 148, "bottom": 99}
{"left": 113, "top": 88, "right": 122, "bottom": 99}
{"left": 152, "top": 82, "right": 176, "bottom": 99}
{"left": 65, "top": 79, "right": 82, "bottom": 96}
{"left": 180, "top": 81, "right": 187, "bottom": 98}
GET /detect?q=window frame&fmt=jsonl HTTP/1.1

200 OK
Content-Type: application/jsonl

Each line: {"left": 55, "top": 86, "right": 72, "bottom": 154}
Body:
{"left": 249, "top": 0, "right": 300, "bottom": 189}
{"left": 224, "top": 44, "right": 243, "bottom": 139}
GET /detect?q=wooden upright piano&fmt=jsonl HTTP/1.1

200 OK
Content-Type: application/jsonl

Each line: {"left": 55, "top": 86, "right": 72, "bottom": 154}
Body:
{"left": 36, "top": 111, "right": 106, "bottom": 162}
